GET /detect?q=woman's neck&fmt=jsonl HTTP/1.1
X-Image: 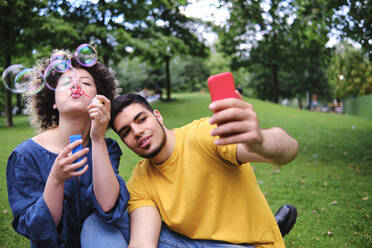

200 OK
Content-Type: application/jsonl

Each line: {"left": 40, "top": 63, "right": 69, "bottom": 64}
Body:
{"left": 57, "top": 115, "right": 91, "bottom": 146}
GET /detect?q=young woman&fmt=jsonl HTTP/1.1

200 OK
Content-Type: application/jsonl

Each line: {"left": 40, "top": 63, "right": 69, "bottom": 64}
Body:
{"left": 6, "top": 50, "right": 129, "bottom": 248}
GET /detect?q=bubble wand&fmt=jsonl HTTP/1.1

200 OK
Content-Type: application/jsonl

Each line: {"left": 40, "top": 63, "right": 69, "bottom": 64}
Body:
{"left": 70, "top": 85, "right": 101, "bottom": 104}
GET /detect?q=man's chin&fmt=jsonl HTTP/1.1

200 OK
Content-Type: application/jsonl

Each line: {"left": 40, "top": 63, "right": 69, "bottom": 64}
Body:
{"left": 139, "top": 147, "right": 162, "bottom": 159}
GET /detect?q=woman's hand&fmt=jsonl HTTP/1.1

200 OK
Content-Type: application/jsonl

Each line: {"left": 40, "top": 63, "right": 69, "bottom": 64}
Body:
{"left": 50, "top": 139, "right": 89, "bottom": 183}
{"left": 88, "top": 95, "right": 111, "bottom": 141}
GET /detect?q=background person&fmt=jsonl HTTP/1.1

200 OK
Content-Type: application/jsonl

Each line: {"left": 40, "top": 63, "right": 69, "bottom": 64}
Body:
{"left": 6, "top": 51, "right": 129, "bottom": 248}
{"left": 110, "top": 93, "right": 299, "bottom": 247}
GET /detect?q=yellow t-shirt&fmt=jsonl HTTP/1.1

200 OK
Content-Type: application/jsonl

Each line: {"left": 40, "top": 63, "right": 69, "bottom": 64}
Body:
{"left": 127, "top": 118, "right": 284, "bottom": 247}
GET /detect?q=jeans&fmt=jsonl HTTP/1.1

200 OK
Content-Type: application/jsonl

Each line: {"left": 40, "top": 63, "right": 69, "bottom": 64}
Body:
{"left": 81, "top": 212, "right": 255, "bottom": 248}
{"left": 158, "top": 223, "right": 255, "bottom": 248}
{"left": 80, "top": 212, "right": 129, "bottom": 248}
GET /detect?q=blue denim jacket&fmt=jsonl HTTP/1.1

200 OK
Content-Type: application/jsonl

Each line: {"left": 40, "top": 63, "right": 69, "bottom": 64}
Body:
{"left": 6, "top": 138, "right": 129, "bottom": 248}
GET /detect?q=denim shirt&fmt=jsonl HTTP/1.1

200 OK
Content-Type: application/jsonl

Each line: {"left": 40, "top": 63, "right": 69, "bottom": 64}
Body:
{"left": 6, "top": 138, "right": 129, "bottom": 248}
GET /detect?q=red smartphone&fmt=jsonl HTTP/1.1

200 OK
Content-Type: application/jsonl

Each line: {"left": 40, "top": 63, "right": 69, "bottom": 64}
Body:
{"left": 207, "top": 72, "right": 238, "bottom": 102}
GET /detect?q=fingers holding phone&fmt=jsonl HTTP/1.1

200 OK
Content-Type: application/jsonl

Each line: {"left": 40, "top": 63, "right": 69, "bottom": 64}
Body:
{"left": 207, "top": 72, "right": 262, "bottom": 146}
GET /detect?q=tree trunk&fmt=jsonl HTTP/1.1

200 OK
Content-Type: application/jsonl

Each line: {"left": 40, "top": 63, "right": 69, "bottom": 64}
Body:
{"left": 271, "top": 64, "right": 279, "bottom": 103}
{"left": 16, "top": 94, "right": 22, "bottom": 114}
{"left": 5, "top": 53, "right": 13, "bottom": 126}
{"left": 165, "top": 56, "right": 171, "bottom": 101}
{"left": 298, "top": 97, "right": 303, "bottom": 109}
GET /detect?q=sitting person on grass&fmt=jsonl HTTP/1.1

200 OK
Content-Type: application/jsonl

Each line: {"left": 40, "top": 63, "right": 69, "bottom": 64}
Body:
{"left": 6, "top": 49, "right": 129, "bottom": 248}
{"left": 110, "top": 93, "right": 299, "bottom": 247}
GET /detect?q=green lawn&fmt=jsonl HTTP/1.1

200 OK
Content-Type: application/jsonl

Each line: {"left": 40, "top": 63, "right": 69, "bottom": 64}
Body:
{"left": 1, "top": 92, "right": 371, "bottom": 247}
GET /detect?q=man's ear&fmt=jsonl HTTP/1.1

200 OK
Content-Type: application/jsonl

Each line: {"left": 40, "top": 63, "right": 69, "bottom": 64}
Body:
{"left": 153, "top": 110, "right": 164, "bottom": 124}
{"left": 53, "top": 103, "right": 57, "bottom": 109}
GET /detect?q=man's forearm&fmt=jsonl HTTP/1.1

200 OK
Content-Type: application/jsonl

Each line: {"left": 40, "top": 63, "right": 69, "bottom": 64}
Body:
{"left": 253, "top": 127, "right": 298, "bottom": 165}
{"left": 237, "top": 127, "right": 298, "bottom": 165}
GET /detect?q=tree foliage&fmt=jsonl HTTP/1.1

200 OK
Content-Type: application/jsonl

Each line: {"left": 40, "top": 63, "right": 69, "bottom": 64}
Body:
{"left": 218, "top": 0, "right": 332, "bottom": 103}
{"left": 126, "top": 0, "right": 209, "bottom": 100}
{"left": 328, "top": 0, "right": 372, "bottom": 59}
{"left": 328, "top": 42, "right": 372, "bottom": 99}
{"left": 0, "top": 0, "right": 209, "bottom": 126}
{"left": 0, "top": 0, "right": 49, "bottom": 126}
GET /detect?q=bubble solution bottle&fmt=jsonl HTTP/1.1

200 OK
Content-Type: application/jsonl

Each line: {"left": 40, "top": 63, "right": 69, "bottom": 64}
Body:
{"left": 69, "top": 134, "right": 85, "bottom": 171}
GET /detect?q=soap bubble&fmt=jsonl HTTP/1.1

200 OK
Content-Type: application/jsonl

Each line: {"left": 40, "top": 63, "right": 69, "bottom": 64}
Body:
{"left": 50, "top": 50, "right": 71, "bottom": 65}
{"left": 1, "top": 43, "right": 99, "bottom": 96}
{"left": 2, "top": 64, "right": 44, "bottom": 95}
{"left": 15, "top": 68, "right": 44, "bottom": 95}
{"left": 2, "top": 64, "right": 26, "bottom": 93}
{"left": 75, "top": 44, "right": 98, "bottom": 67}
{"left": 44, "top": 59, "right": 77, "bottom": 91}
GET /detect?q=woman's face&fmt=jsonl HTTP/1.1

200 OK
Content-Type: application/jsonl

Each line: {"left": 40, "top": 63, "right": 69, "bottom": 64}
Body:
{"left": 54, "top": 68, "right": 97, "bottom": 114}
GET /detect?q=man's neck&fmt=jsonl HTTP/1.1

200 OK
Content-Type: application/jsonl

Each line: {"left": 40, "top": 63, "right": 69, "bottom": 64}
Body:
{"left": 151, "top": 129, "right": 175, "bottom": 165}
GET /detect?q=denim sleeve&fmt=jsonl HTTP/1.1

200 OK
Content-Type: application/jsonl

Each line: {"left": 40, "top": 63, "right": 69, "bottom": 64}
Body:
{"left": 89, "top": 138, "right": 129, "bottom": 223}
{"left": 6, "top": 151, "right": 59, "bottom": 243}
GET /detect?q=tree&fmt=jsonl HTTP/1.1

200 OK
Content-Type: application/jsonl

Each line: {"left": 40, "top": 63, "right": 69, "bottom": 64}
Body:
{"left": 328, "top": 42, "right": 372, "bottom": 99}
{"left": 127, "top": 0, "right": 209, "bottom": 100}
{"left": 0, "top": 0, "right": 49, "bottom": 126}
{"left": 328, "top": 0, "right": 372, "bottom": 59}
{"left": 42, "top": 0, "right": 144, "bottom": 64}
{"left": 218, "top": 0, "right": 332, "bottom": 103}
{"left": 172, "top": 56, "right": 210, "bottom": 92}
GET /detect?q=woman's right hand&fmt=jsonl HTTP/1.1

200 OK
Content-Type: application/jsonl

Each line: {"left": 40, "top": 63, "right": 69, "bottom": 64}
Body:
{"left": 50, "top": 140, "right": 89, "bottom": 183}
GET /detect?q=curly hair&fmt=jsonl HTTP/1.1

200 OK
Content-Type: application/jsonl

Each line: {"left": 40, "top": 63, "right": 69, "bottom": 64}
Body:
{"left": 26, "top": 50, "right": 120, "bottom": 131}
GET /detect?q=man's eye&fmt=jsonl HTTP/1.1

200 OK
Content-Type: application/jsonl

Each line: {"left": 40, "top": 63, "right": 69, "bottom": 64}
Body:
{"left": 121, "top": 129, "right": 130, "bottom": 139}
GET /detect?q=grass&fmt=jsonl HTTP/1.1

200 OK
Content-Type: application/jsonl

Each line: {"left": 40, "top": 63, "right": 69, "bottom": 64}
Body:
{"left": 1, "top": 92, "right": 371, "bottom": 247}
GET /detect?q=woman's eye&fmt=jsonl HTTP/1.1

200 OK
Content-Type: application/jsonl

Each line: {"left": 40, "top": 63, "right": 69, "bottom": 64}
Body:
{"left": 139, "top": 117, "right": 146, "bottom": 123}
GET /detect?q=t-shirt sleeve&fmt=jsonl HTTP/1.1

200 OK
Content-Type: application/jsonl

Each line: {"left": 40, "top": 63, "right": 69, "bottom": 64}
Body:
{"left": 89, "top": 138, "right": 130, "bottom": 222}
{"left": 126, "top": 163, "right": 156, "bottom": 213}
{"left": 6, "top": 150, "right": 59, "bottom": 244}
{"left": 195, "top": 118, "right": 240, "bottom": 166}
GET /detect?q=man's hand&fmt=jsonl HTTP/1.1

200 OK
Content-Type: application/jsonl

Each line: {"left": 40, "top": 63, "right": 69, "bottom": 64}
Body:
{"left": 209, "top": 94, "right": 298, "bottom": 165}
{"left": 209, "top": 94, "right": 263, "bottom": 152}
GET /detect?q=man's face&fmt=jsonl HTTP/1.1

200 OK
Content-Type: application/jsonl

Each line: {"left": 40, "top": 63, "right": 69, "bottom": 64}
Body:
{"left": 113, "top": 103, "right": 166, "bottom": 159}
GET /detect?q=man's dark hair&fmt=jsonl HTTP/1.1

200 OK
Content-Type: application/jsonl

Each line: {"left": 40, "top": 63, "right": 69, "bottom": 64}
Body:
{"left": 110, "top": 93, "right": 154, "bottom": 132}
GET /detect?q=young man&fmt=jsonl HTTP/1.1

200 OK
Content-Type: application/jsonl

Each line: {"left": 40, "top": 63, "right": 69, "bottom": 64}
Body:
{"left": 110, "top": 93, "right": 298, "bottom": 248}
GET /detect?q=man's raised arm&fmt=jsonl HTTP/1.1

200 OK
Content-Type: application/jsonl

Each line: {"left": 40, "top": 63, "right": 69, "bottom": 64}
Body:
{"left": 209, "top": 96, "right": 298, "bottom": 166}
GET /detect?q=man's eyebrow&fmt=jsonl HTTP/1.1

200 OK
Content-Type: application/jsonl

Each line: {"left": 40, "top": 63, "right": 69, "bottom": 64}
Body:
{"left": 133, "top": 111, "right": 145, "bottom": 122}
{"left": 117, "top": 111, "right": 145, "bottom": 136}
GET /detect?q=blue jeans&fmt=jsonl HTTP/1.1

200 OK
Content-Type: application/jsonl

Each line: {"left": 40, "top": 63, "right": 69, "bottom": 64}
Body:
{"left": 157, "top": 222, "right": 255, "bottom": 248}
{"left": 81, "top": 212, "right": 255, "bottom": 248}
{"left": 80, "top": 212, "right": 129, "bottom": 248}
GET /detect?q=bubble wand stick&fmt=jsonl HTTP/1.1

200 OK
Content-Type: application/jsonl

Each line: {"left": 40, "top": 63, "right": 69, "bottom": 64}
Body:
{"left": 70, "top": 86, "right": 101, "bottom": 104}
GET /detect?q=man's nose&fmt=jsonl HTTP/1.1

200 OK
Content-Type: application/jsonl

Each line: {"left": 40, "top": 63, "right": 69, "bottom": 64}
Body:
{"left": 132, "top": 124, "right": 144, "bottom": 137}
